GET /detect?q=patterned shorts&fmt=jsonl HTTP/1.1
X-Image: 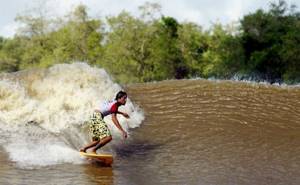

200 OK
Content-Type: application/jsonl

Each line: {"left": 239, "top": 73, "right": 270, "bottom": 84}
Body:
{"left": 88, "top": 111, "right": 111, "bottom": 141}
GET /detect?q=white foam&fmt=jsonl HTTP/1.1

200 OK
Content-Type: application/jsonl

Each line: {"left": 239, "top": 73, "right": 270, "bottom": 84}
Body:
{"left": 5, "top": 141, "right": 83, "bottom": 168}
{"left": 0, "top": 62, "right": 144, "bottom": 167}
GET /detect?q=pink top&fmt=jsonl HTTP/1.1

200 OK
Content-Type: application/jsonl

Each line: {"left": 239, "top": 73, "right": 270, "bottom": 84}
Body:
{"left": 98, "top": 100, "right": 118, "bottom": 117}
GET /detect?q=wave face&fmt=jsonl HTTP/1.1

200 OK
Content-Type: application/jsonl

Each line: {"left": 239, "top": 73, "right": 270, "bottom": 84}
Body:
{"left": 0, "top": 63, "right": 144, "bottom": 167}
{"left": 123, "top": 79, "right": 300, "bottom": 185}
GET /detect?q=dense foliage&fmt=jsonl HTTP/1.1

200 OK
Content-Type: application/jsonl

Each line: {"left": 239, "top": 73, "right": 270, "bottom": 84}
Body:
{"left": 0, "top": 1, "right": 299, "bottom": 84}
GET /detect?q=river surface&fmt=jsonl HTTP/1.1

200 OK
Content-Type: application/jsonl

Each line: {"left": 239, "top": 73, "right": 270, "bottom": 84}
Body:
{"left": 0, "top": 64, "right": 299, "bottom": 185}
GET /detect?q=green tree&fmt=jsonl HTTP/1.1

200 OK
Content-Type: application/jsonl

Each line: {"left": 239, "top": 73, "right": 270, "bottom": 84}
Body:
{"left": 12, "top": 4, "right": 103, "bottom": 69}
{"left": 50, "top": 4, "right": 103, "bottom": 65}
{"left": 1, "top": 0, "right": 299, "bottom": 84}
{"left": 201, "top": 23, "right": 244, "bottom": 78}
{"left": 280, "top": 10, "right": 300, "bottom": 83}
{"left": 159, "top": 16, "right": 188, "bottom": 79}
{"left": 103, "top": 3, "right": 183, "bottom": 83}
{"left": 240, "top": 0, "right": 300, "bottom": 82}
{"left": 177, "top": 22, "right": 207, "bottom": 78}
{"left": 0, "top": 37, "right": 26, "bottom": 72}
{"left": 103, "top": 11, "right": 157, "bottom": 83}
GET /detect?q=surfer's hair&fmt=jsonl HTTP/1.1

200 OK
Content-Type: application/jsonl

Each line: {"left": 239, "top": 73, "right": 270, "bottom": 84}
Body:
{"left": 115, "top": 91, "right": 127, "bottom": 100}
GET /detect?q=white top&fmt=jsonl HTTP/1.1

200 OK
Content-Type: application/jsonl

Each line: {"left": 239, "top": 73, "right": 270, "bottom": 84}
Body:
{"left": 98, "top": 100, "right": 118, "bottom": 117}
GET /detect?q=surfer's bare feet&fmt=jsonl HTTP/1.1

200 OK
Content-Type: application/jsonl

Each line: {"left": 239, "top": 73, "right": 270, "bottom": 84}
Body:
{"left": 90, "top": 148, "right": 97, "bottom": 154}
{"left": 90, "top": 151, "right": 97, "bottom": 154}
{"left": 79, "top": 148, "right": 86, "bottom": 152}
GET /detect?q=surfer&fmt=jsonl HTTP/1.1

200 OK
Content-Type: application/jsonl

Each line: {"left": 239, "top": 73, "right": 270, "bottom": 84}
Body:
{"left": 80, "top": 90, "right": 129, "bottom": 154}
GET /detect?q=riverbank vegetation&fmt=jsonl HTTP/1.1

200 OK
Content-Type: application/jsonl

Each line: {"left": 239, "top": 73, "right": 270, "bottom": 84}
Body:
{"left": 0, "top": 0, "right": 299, "bottom": 84}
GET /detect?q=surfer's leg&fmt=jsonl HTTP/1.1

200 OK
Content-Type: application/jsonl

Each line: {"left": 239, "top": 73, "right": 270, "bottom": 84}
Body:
{"left": 80, "top": 139, "right": 100, "bottom": 152}
{"left": 85, "top": 111, "right": 103, "bottom": 152}
{"left": 91, "top": 136, "right": 112, "bottom": 153}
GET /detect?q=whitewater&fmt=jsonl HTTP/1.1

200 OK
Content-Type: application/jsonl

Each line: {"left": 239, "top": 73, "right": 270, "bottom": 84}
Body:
{"left": 0, "top": 63, "right": 144, "bottom": 168}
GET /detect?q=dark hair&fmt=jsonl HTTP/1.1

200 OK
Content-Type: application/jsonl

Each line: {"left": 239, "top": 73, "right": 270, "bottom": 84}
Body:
{"left": 115, "top": 90, "right": 127, "bottom": 100}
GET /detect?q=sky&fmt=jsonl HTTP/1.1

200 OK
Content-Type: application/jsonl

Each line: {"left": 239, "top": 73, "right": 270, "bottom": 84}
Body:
{"left": 1, "top": 0, "right": 300, "bottom": 37}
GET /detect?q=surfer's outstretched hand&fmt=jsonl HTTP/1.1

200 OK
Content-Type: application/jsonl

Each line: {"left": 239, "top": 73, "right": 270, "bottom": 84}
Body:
{"left": 122, "top": 112, "right": 130, "bottom": 119}
{"left": 122, "top": 131, "right": 128, "bottom": 139}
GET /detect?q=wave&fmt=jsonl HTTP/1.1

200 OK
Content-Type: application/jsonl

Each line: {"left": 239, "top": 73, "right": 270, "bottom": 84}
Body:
{"left": 199, "top": 76, "right": 300, "bottom": 88}
{"left": 0, "top": 62, "right": 144, "bottom": 168}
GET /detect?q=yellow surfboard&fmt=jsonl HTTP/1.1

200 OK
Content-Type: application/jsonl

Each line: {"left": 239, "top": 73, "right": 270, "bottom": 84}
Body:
{"left": 80, "top": 152, "right": 113, "bottom": 165}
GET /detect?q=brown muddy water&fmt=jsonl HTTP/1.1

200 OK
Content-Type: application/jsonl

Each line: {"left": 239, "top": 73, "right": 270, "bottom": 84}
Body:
{"left": 0, "top": 64, "right": 299, "bottom": 185}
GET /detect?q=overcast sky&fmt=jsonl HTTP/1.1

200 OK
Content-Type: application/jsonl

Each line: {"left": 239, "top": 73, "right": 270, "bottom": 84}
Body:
{"left": 1, "top": 0, "right": 300, "bottom": 37}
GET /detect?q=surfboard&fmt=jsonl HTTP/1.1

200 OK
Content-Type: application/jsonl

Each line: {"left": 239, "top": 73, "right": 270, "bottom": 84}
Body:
{"left": 80, "top": 152, "right": 113, "bottom": 165}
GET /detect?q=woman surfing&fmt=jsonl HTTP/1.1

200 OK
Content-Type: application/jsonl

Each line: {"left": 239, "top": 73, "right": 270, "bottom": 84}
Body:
{"left": 80, "top": 91, "right": 129, "bottom": 154}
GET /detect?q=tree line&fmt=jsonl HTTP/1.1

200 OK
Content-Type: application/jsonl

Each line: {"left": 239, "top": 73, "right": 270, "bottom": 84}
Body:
{"left": 0, "top": 0, "right": 299, "bottom": 84}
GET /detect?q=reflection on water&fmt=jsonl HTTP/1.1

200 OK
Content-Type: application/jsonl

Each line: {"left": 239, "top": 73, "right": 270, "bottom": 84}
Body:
{"left": 82, "top": 164, "right": 113, "bottom": 185}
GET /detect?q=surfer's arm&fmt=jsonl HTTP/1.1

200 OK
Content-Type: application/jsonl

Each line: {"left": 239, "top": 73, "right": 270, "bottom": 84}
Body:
{"left": 117, "top": 111, "right": 130, "bottom": 118}
{"left": 111, "top": 113, "right": 127, "bottom": 138}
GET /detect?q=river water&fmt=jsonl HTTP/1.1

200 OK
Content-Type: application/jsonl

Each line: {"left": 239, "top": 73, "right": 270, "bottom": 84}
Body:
{"left": 0, "top": 63, "right": 299, "bottom": 185}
